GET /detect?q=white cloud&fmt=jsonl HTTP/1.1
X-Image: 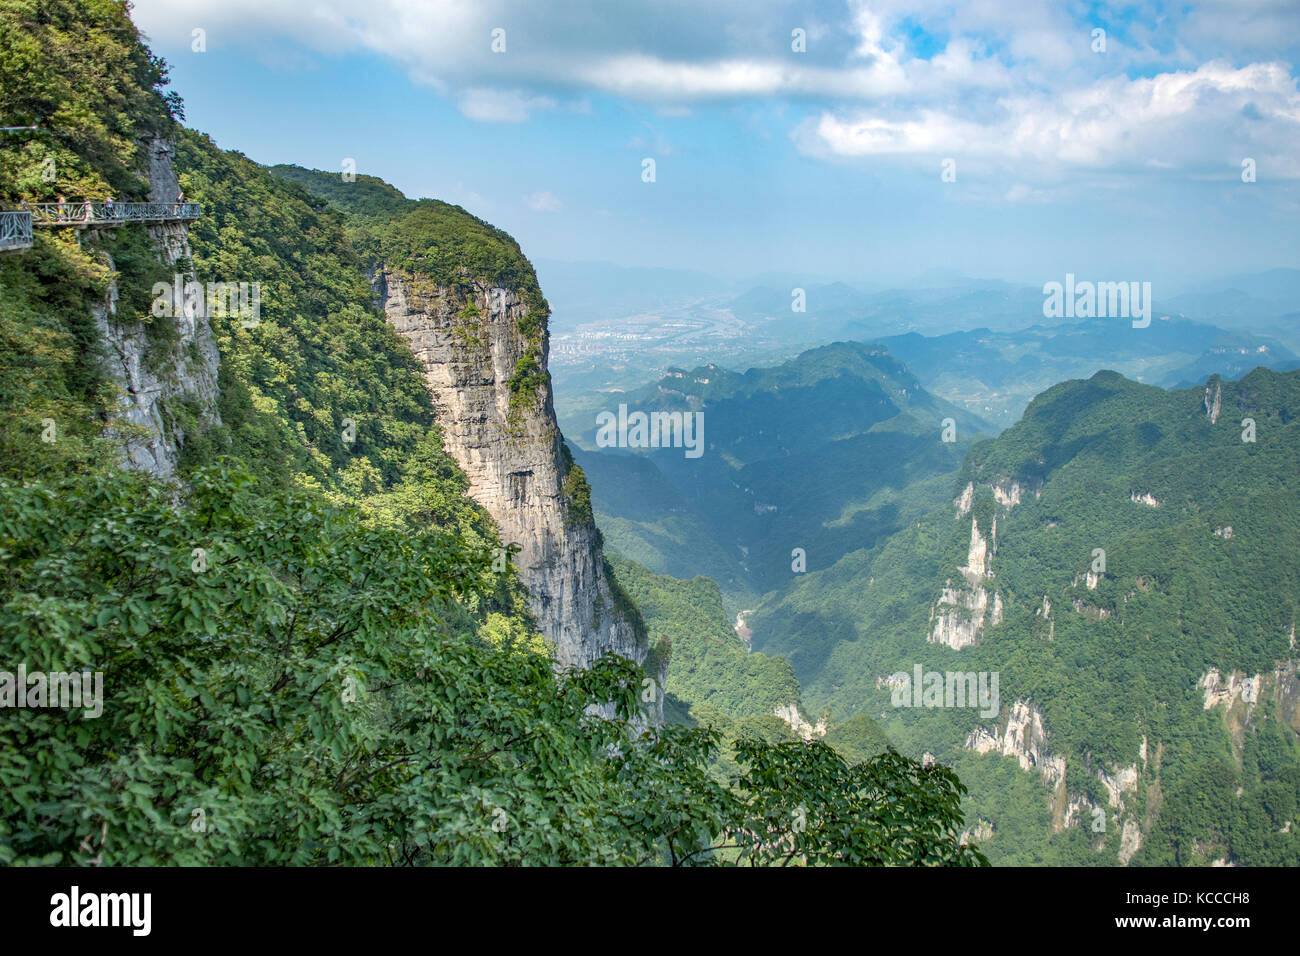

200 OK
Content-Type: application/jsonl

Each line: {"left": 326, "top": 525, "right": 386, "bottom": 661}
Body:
{"left": 127, "top": 0, "right": 1025, "bottom": 104}
{"left": 573, "top": 54, "right": 911, "bottom": 100}
{"left": 796, "top": 61, "right": 1300, "bottom": 177}
{"left": 524, "top": 190, "right": 562, "bottom": 212}
{"left": 1179, "top": 0, "right": 1300, "bottom": 56}
{"left": 457, "top": 88, "right": 555, "bottom": 122}
{"left": 130, "top": 0, "right": 1300, "bottom": 177}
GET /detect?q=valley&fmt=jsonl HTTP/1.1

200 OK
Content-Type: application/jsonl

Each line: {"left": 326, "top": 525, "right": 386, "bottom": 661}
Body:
{"left": 555, "top": 268, "right": 1300, "bottom": 866}
{"left": 578, "top": 354, "right": 1300, "bottom": 865}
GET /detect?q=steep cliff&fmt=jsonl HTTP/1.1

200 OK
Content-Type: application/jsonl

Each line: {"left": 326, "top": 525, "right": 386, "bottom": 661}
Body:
{"left": 372, "top": 267, "right": 650, "bottom": 674}
{"left": 929, "top": 515, "right": 1002, "bottom": 649}
{"left": 96, "top": 137, "right": 220, "bottom": 478}
{"left": 223, "top": 166, "right": 650, "bottom": 681}
{"left": 264, "top": 165, "right": 651, "bottom": 683}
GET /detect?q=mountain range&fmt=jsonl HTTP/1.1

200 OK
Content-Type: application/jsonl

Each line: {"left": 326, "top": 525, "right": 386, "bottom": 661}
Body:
{"left": 742, "top": 367, "right": 1300, "bottom": 864}
{"left": 574, "top": 338, "right": 1300, "bottom": 864}
{"left": 568, "top": 341, "right": 989, "bottom": 604}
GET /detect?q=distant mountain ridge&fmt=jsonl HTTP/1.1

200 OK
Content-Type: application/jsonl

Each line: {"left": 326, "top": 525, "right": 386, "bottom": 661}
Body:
{"left": 869, "top": 317, "right": 1298, "bottom": 426}
{"left": 573, "top": 341, "right": 990, "bottom": 601}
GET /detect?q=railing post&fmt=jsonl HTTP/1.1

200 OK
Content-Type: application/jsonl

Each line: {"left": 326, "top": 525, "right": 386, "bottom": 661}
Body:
{"left": 0, "top": 211, "right": 34, "bottom": 251}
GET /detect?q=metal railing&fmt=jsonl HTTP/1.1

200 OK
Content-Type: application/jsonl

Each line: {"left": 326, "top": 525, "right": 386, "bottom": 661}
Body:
{"left": 0, "top": 211, "right": 33, "bottom": 252}
{"left": 28, "top": 202, "right": 201, "bottom": 226}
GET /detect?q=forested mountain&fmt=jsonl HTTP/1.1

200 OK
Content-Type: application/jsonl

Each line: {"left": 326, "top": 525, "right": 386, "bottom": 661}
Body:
{"left": 261, "top": 161, "right": 651, "bottom": 674}
{"left": 1162, "top": 347, "right": 1300, "bottom": 390}
{"left": 544, "top": 266, "right": 1300, "bottom": 428}
{"left": 569, "top": 341, "right": 991, "bottom": 605}
{"left": 605, "top": 554, "right": 806, "bottom": 781}
{"left": 568, "top": 325, "right": 1300, "bottom": 866}
{"left": 871, "top": 318, "right": 1298, "bottom": 427}
{"left": 749, "top": 367, "right": 1300, "bottom": 864}
{"left": 0, "top": 0, "right": 980, "bottom": 866}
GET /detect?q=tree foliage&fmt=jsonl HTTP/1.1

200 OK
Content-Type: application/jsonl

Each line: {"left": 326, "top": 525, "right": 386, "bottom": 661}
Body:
{"left": 0, "top": 465, "right": 983, "bottom": 866}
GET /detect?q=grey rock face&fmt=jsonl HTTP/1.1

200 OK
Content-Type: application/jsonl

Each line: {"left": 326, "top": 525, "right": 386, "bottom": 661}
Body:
{"left": 373, "top": 269, "right": 650, "bottom": 678}
{"left": 147, "top": 136, "right": 182, "bottom": 203}
{"left": 1205, "top": 379, "right": 1223, "bottom": 424}
{"left": 96, "top": 141, "right": 220, "bottom": 479}
{"left": 929, "top": 518, "right": 998, "bottom": 649}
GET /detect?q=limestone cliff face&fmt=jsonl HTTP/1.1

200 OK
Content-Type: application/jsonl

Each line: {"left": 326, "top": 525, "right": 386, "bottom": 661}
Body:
{"left": 965, "top": 700, "right": 1066, "bottom": 788}
{"left": 98, "top": 137, "right": 220, "bottom": 478}
{"left": 372, "top": 269, "right": 651, "bottom": 680}
{"left": 965, "top": 698, "right": 1152, "bottom": 863}
{"left": 929, "top": 518, "right": 1000, "bottom": 649}
{"left": 1205, "top": 377, "right": 1223, "bottom": 424}
{"left": 773, "top": 702, "right": 827, "bottom": 741}
{"left": 954, "top": 478, "right": 1040, "bottom": 518}
{"left": 933, "top": 478, "right": 1039, "bottom": 649}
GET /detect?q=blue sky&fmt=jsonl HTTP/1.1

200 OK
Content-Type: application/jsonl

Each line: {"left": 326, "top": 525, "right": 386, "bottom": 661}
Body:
{"left": 131, "top": 0, "right": 1300, "bottom": 292}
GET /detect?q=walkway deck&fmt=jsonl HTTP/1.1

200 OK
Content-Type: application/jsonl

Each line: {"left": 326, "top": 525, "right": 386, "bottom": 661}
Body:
{"left": 0, "top": 202, "right": 201, "bottom": 253}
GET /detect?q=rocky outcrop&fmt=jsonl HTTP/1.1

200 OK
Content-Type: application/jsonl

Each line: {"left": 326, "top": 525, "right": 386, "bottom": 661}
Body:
{"left": 98, "top": 137, "right": 220, "bottom": 479}
{"left": 991, "top": 480, "right": 1022, "bottom": 511}
{"left": 960, "top": 478, "right": 1041, "bottom": 517}
{"left": 1035, "top": 594, "right": 1055, "bottom": 640}
{"left": 1099, "top": 764, "right": 1139, "bottom": 812}
{"left": 1063, "top": 795, "right": 1103, "bottom": 830}
{"left": 930, "top": 584, "right": 989, "bottom": 650}
{"left": 964, "top": 517, "right": 991, "bottom": 577}
{"left": 1071, "top": 598, "right": 1110, "bottom": 621}
{"left": 773, "top": 702, "right": 827, "bottom": 741}
{"left": 372, "top": 269, "right": 650, "bottom": 681}
{"left": 991, "top": 478, "right": 1040, "bottom": 511}
{"left": 1118, "top": 819, "right": 1143, "bottom": 865}
{"left": 929, "top": 518, "right": 1000, "bottom": 649}
{"left": 734, "top": 611, "right": 753, "bottom": 649}
{"left": 954, "top": 481, "right": 974, "bottom": 517}
{"left": 1205, "top": 378, "right": 1223, "bottom": 424}
{"left": 147, "top": 137, "right": 181, "bottom": 204}
{"left": 969, "top": 701, "right": 1150, "bottom": 863}
{"left": 964, "top": 700, "right": 1066, "bottom": 787}
{"left": 960, "top": 819, "right": 993, "bottom": 846}
{"left": 1073, "top": 569, "right": 1102, "bottom": 590}
{"left": 1199, "top": 668, "right": 1261, "bottom": 711}
{"left": 1275, "top": 660, "right": 1300, "bottom": 734}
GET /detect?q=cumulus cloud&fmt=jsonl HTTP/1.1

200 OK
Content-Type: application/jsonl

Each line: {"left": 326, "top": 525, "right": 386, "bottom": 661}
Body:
{"left": 795, "top": 61, "right": 1300, "bottom": 177}
{"left": 524, "top": 190, "right": 562, "bottom": 212}
{"left": 457, "top": 88, "right": 555, "bottom": 122}
{"left": 127, "top": 0, "right": 1046, "bottom": 103}
{"left": 130, "top": 0, "right": 1300, "bottom": 176}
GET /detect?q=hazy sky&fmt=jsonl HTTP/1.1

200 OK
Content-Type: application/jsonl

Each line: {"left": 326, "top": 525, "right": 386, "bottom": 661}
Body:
{"left": 130, "top": 0, "right": 1300, "bottom": 292}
